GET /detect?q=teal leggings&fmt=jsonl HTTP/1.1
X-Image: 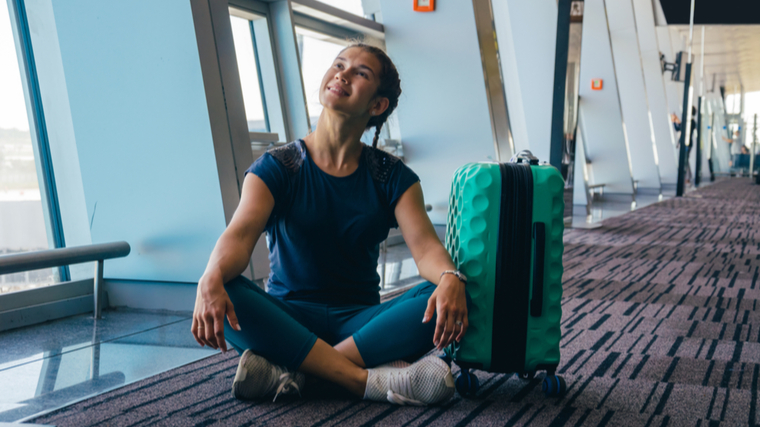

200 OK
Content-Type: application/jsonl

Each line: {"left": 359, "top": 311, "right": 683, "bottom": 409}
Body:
{"left": 223, "top": 277, "right": 442, "bottom": 370}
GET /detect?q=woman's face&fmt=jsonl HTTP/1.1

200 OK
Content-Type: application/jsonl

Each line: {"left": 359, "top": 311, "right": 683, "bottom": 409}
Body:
{"left": 319, "top": 47, "right": 386, "bottom": 119}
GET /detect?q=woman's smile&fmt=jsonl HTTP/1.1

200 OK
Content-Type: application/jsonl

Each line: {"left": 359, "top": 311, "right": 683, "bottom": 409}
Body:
{"left": 327, "top": 84, "right": 350, "bottom": 97}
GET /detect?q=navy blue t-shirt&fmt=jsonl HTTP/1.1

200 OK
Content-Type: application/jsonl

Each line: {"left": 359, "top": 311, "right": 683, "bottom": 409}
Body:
{"left": 246, "top": 140, "right": 420, "bottom": 305}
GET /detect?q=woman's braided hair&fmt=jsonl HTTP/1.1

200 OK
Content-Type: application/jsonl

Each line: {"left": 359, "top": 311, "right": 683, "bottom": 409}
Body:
{"left": 340, "top": 43, "right": 401, "bottom": 148}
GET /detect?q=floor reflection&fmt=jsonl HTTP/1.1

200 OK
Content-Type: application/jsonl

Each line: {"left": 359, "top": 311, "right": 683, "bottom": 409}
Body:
{"left": 570, "top": 190, "right": 677, "bottom": 229}
{"left": 0, "top": 313, "right": 215, "bottom": 422}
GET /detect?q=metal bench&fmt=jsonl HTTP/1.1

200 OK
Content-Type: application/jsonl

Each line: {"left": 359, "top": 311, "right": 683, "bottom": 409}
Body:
{"left": 587, "top": 183, "right": 606, "bottom": 199}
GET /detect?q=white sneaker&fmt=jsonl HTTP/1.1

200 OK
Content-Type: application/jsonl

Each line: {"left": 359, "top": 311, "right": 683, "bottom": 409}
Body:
{"left": 364, "top": 355, "right": 455, "bottom": 406}
{"left": 375, "top": 360, "right": 411, "bottom": 369}
{"left": 232, "top": 349, "right": 305, "bottom": 402}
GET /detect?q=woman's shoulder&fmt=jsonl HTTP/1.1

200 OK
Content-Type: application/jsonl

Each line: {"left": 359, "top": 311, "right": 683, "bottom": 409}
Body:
{"left": 362, "top": 144, "right": 408, "bottom": 184}
{"left": 265, "top": 140, "right": 307, "bottom": 176}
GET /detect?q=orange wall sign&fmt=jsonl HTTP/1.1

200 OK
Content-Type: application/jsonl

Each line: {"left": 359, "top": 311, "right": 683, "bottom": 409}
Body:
{"left": 414, "top": 0, "right": 435, "bottom": 12}
{"left": 591, "top": 79, "right": 603, "bottom": 90}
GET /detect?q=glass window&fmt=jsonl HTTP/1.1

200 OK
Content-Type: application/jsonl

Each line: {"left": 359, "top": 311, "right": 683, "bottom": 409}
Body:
{"left": 314, "top": 0, "right": 365, "bottom": 19}
{"left": 0, "top": 1, "right": 57, "bottom": 294}
{"left": 230, "top": 15, "right": 268, "bottom": 133}
{"left": 295, "top": 27, "right": 347, "bottom": 131}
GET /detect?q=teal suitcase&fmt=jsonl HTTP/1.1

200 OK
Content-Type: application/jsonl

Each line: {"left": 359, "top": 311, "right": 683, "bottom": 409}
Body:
{"left": 444, "top": 151, "right": 566, "bottom": 397}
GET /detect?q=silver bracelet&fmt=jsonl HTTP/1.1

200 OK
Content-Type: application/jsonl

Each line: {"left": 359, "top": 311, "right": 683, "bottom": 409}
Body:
{"left": 440, "top": 270, "right": 467, "bottom": 284}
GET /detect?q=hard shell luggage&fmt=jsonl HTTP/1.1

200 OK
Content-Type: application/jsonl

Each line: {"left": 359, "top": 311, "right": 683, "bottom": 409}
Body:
{"left": 443, "top": 151, "right": 566, "bottom": 397}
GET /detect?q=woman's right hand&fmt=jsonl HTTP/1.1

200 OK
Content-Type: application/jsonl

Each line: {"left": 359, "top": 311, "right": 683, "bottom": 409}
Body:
{"left": 191, "top": 270, "right": 241, "bottom": 352}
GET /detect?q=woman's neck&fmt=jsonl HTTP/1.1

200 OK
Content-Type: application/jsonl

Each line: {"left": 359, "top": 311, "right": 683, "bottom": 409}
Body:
{"left": 303, "top": 109, "right": 368, "bottom": 175}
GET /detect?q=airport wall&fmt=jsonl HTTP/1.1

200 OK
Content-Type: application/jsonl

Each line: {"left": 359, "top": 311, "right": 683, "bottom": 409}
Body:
{"left": 576, "top": 0, "right": 635, "bottom": 196}
{"left": 26, "top": 0, "right": 229, "bottom": 284}
{"left": 379, "top": 0, "right": 498, "bottom": 224}
{"left": 491, "top": 0, "right": 558, "bottom": 161}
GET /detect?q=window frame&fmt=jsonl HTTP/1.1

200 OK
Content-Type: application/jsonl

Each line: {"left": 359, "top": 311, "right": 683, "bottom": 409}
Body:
{"left": 229, "top": 9, "right": 273, "bottom": 135}
{"left": 229, "top": 0, "right": 385, "bottom": 142}
{"left": 290, "top": 0, "right": 385, "bottom": 42}
{"left": 5, "top": 0, "right": 68, "bottom": 281}
{"left": 229, "top": 3, "right": 298, "bottom": 145}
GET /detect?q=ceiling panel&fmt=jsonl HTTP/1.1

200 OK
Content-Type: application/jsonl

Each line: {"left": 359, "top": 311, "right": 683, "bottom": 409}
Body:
{"left": 666, "top": 25, "right": 760, "bottom": 93}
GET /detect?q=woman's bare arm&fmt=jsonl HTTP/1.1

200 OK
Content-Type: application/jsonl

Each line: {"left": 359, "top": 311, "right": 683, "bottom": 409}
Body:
{"left": 192, "top": 173, "right": 275, "bottom": 352}
{"left": 394, "top": 183, "right": 454, "bottom": 283}
{"left": 202, "top": 173, "right": 274, "bottom": 283}
{"left": 394, "top": 183, "right": 468, "bottom": 350}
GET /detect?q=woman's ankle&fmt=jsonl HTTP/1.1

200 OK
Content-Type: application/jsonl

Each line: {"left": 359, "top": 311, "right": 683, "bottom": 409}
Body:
{"left": 354, "top": 368, "right": 369, "bottom": 397}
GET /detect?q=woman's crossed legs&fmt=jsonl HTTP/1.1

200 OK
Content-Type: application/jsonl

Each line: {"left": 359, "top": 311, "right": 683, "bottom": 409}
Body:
{"left": 222, "top": 276, "right": 438, "bottom": 397}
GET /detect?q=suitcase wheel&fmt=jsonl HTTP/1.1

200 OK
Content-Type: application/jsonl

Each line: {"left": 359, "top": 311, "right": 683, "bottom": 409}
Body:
{"left": 455, "top": 369, "right": 480, "bottom": 398}
{"left": 541, "top": 375, "right": 566, "bottom": 397}
{"left": 519, "top": 371, "right": 536, "bottom": 380}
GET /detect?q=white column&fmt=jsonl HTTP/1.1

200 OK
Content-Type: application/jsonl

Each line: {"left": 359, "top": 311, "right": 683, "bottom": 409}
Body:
{"left": 606, "top": 0, "right": 661, "bottom": 192}
{"left": 632, "top": 0, "right": 679, "bottom": 185}
{"left": 576, "top": 0, "right": 635, "bottom": 196}
{"left": 699, "top": 97, "right": 712, "bottom": 179}
{"left": 707, "top": 93, "right": 731, "bottom": 172}
{"left": 491, "top": 0, "right": 557, "bottom": 161}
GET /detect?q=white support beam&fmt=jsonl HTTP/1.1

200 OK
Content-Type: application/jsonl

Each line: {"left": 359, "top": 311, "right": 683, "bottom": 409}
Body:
{"left": 269, "top": 0, "right": 311, "bottom": 141}
{"left": 606, "top": 0, "right": 661, "bottom": 193}
{"left": 576, "top": 0, "right": 635, "bottom": 197}
{"left": 633, "top": 0, "right": 679, "bottom": 185}
{"left": 491, "top": 0, "right": 557, "bottom": 162}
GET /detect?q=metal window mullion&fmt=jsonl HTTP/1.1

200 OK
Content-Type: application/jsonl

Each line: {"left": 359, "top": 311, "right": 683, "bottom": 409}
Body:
{"left": 10, "top": 0, "right": 69, "bottom": 281}
{"left": 229, "top": 0, "right": 269, "bottom": 16}
{"left": 268, "top": 0, "right": 311, "bottom": 141}
{"left": 292, "top": 12, "right": 363, "bottom": 42}
{"left": 248, "top": 20, "right": 271, "bottom": 133}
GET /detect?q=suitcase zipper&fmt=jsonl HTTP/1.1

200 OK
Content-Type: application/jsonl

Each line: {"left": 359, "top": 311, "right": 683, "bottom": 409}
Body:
{"left": 492, "top": 162, "right": 534, "bottom": 373}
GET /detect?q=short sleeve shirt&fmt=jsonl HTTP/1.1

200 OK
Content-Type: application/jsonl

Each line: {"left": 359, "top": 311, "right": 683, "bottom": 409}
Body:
{"left": 730, "top": 136, "right": 743, "bottom": 155}
{"left": 246, "top": 140, "right": 420, "bottom": 305}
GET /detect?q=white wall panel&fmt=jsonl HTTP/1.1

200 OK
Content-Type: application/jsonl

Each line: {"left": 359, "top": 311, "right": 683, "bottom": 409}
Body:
{"left": 491, "top": 0, "right": 557, "bottom": 161}
{"left": 379, "top": 0, "right": 496, "bottom": 224}
{"left": 707, "top": 93, "right": 732, "bottom": 172}
{"left": 606, "top": 0, "right": 661, "bottom": 191}
{"left": 576, "top": 0, "right": 634, "bottom": 195}
{"left": 633, "top": 0, "right": 678, "bottom": 185}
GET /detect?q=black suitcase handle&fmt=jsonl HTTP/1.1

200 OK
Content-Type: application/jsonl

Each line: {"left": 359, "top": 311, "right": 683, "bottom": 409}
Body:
{"left": 531, "top": 222, "right": 546, "bottom": 317}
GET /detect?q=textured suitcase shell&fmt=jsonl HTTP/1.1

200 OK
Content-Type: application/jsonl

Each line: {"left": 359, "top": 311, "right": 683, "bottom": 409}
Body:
{"left": 445, "top": 162, "right": 564, "bottom": 373}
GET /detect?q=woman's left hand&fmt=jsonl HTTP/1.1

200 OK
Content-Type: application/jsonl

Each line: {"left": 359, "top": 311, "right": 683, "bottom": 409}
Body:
{"left": 423, "top": 275, "right": 468, "bottom": 350}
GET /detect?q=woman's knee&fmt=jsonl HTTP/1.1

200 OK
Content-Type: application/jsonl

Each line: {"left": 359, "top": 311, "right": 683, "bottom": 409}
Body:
{"left": 411, "top": 281, "right": 437, "bottom": 297}
{"left": 224, "top": 275, "right": 266, "bottom": 302}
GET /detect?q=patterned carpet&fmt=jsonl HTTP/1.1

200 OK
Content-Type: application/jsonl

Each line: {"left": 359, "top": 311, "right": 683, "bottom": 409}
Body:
{"left": 32, "top": 179, "right": 760, "bottom": 426}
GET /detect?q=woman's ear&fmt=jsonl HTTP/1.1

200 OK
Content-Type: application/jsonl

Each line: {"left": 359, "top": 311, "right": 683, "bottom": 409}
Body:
{"left": 371, "top": 97, "right": 390, "bottom": 117}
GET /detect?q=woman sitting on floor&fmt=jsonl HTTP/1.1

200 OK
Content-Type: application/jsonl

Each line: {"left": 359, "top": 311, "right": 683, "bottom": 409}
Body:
{"left": 191, "top": 43, "right": 469, "bottom": 406}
